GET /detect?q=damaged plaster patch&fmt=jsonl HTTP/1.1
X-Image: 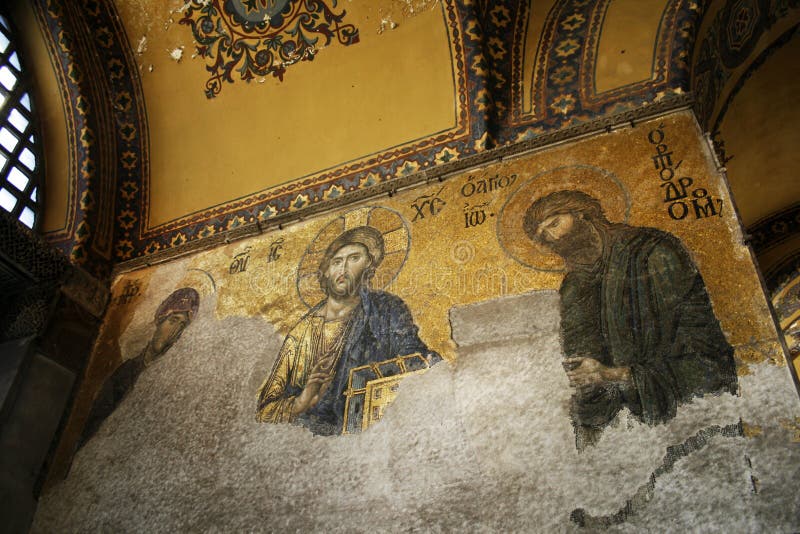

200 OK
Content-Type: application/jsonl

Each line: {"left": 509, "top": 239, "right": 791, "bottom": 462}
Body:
{"left": 31, "top": 291, "right": 800, "bottom": 531}
{"left": 377, "top": 16, "right": 398, "bottom": 34}
{"left": 165, "top": 1, "right": 195, "bottom": 30}
{"left": 375, "top": 0, "right": 439, "bottom": 34}
{"left": 393, "top": 0, "right": 439, "bottom": 16}
{"left": 136, "top": 36, "right": 147, "bottom": 56}
{"left": 779, "top": 417, "right": 800, "bottom": 442}
{"left": 736, "top": 339, "right": 786, "bottom": 366}
{"left": 168, "top": 46, "right": 185, "bottom": 63}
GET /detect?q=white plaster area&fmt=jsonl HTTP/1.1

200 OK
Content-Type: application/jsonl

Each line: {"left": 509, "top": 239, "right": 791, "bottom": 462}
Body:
{"left": 33, "top": 291, "right": 800, "bottom": 532}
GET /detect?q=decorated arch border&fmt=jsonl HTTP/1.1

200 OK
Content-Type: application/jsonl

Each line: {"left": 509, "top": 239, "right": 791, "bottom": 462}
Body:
{"left": 34, "top": 1, "right": 89, "bottom": 262}
{"left": 692, "top": 0, "right": 799, "bottom": 132}
{"left": 34, "top": 0, "right": 149, "bottom": 278}
{"left": 764, "top": 252, "right": 800, "bottom": 294}
{"left": 129, "top": 0, "right": 489, "bottom": 259}
{"left": 749, "top": 203, "right": 800, "bottom": 257}
{"left": 128, "top": 0, "right": 708, "bottom": 261}
{"left": 34, "top": 0, "right": 713, "bottom": 267}
{"left": 503, "top": 0, "right": 704, "bottom": 144}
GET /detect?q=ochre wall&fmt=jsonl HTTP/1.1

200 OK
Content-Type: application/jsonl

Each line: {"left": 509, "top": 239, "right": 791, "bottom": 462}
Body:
{"left": 117, "top": 0, "right": 459, "bottom": 229}
{"left": 692, "top": 0, "right": 800, "bottom": 130}
{"left": 35, "top": 110, "right": 800, "bottom": 530}
{"left": 593, "top": 0, "right": 669, "bottom": 94}
{"left": 519, "top": 0, "right": 556, "bottom": 116}
{"left": 719, "top": 35, "right": 800, "bottom": 227}
{"left": 688, "top": 2, "right": 800, "bottom": 365}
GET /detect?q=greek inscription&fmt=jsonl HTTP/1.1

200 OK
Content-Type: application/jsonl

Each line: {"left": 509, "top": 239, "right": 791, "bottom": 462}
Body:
{"left": 411, "top": 186, "right": 447, "bottom": 222}
{"left": 648, "top": 124, "right": 723, "bottom": 221}
{"left": 114, "top": 280, "right": 141, "bottom": 305}
{"left": 660, "top": 177, "right": 693, "bottom": 202}
{"left": 646, "top": 128, "right": 665, "bottom": 145}
{"left": 267, "top": 238, "right": 284, "bottom": 263}
{"left": 668, "top": 201, "right": 689, "bottom": 220}
{"left": 230, "top": 247, "right": 252, "bottom": 274}
{"left": 460, "top": 173, "right": 517, "bottom": 197}
{"left": 463, "top": 201, "right": 493, "bottom": 229}
{"left": 691, "top": 191, "right": 724, "bottom": 219}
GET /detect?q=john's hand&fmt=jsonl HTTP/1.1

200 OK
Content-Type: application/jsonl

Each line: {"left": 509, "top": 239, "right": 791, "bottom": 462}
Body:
{"left": 563, "top": 357, "right": 631, "bottom": 389}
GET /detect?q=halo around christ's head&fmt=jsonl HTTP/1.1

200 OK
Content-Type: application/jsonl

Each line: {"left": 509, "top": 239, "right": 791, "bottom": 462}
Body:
{"left": 496, "top": 165, "right": 630, "bottom": 272}
{"left": 296, "top": 206, "right": 411, "bottom": 308}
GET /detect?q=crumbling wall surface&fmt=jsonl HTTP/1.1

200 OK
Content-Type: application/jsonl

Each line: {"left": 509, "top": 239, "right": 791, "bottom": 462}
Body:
{"left": 31, "top": 291, "right": 800, "bottom": 532}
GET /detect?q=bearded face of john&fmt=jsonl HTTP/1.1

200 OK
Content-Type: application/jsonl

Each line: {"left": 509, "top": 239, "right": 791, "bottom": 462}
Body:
{"left": 533, "top": 211, "right": 605, "bottom": 270}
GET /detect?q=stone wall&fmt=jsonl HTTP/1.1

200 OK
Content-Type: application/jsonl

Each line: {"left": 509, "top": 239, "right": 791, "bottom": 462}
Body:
{"left": 33, "top": 290, "right": 800, "bottom": 531}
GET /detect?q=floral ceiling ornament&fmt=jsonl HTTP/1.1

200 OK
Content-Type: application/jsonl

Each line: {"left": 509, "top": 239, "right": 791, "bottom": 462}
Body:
{"left": 180, "top": 0, "right": 360, "bottom": 98}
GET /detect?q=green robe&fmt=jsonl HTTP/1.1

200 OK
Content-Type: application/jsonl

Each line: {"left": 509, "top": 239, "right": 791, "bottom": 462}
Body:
{"left": 559, "top": 225, "right": 737, "bottom": 437}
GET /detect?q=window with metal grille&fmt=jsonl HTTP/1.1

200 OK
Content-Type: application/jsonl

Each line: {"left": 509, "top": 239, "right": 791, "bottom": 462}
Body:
{"left": 0, "top": 12, "right": 43, "bottom": 230}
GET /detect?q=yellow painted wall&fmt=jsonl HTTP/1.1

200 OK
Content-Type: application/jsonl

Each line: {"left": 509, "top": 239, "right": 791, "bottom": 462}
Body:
{"left": 755, "top": 235, "right": 800, "bottom": 282}
{"left": 693, "top": 0, "right": 800, "bottom": 130}
{"left": 521, "top": 0, "right": 557, "bottom": 115}
{"left": 114, "top": 0, "right": 458, "bottom": 229}
{"left": 11, "top": 0, "right": 695, "bottom": 243}
{"left": 720, "top": 34, "right": 800, "bottom": 227}
{"left": 593, "top": 0, "right": 668, "bottom": 93}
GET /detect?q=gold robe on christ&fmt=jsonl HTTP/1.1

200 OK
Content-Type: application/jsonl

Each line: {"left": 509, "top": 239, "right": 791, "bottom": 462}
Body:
{"left": 256, "top": 312, "right": 350, "bottom": 423}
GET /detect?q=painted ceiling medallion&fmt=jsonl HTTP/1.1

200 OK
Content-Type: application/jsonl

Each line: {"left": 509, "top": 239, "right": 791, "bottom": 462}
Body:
{"left": 180, "top": 0, "right": 360, "bottom": 98}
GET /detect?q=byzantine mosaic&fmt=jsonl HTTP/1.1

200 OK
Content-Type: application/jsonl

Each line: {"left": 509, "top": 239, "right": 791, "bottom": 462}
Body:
{"left": 37, "top": 111, "right": 800, "bottom": 530}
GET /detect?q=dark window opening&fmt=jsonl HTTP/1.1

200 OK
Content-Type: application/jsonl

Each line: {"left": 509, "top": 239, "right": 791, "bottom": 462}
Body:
{"left": 0, "top": 12, "right": 44, "bottom": 231}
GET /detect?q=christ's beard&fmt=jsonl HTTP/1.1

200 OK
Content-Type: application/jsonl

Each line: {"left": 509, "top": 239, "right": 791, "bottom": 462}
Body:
{"left": 324, "top": 271, "right": 368, "bottom": 299}
{"left": 545, "top": 218, "right": 603, "bottom": 267}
